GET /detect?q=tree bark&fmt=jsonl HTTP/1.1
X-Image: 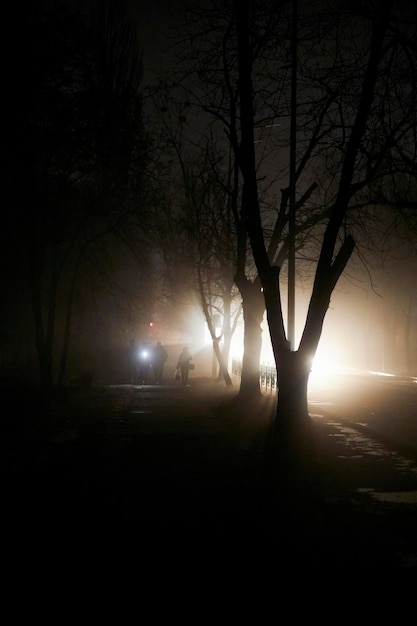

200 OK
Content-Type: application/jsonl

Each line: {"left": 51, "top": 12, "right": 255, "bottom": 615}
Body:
{"left": 235, "top": 276, "right": 265, "bottom": 400}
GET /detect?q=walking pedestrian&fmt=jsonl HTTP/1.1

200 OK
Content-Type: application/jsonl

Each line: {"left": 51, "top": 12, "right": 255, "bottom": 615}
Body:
{"left": 176, "top": 346, "right": 194, "bottom": 386}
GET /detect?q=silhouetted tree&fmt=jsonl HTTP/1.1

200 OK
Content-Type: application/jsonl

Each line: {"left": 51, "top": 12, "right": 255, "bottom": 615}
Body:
{"left": 159, "top": 0, "right": 341, "bottom": 402}
{"left": 150, "top": 92, "right": 241, "bottom": 384}
{"left": 2, "top": 0, "right": 149, "bottom": 393}
{"left": 234, "top": 0, "right": 417, "bottom": 462}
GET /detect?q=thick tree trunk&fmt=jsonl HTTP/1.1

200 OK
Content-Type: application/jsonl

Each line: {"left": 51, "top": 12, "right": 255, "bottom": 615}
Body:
{"left": 274, "top": 351, "right": 313, "bottom": 445}
{"left": 235, "top": 276, "right": 265, "bottom": 400}
{"left": 276, "top": 353, "right": 310, "bottom": 425}
{"left": 265, "top": 350, "right": 317, "bottom": 490}
{"left": 239, "top": 300, "right": 263, "bottom": 399}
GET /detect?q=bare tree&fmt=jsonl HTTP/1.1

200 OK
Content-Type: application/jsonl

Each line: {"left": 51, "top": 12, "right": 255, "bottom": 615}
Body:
{"left": 157, "top": 0, "right": 350, "bottom": 404}
{"left": 234, "top": 0, "right": 417, "bottom": 460}
{"left": 151, "top": 93, "right": 241, "bottom": 384}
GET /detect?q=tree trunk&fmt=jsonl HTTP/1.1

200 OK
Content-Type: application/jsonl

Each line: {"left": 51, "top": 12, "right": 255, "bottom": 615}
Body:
{"left": 264, "top": 349, "right": 317, "bottom": 491}
{"left": 274, "top": 351, "right": 311, "bottom": 431}
{"left": 219, "top": 291, "right": 233, "bottom": 382}
{"left": 212, "top": 338, "right": 233, "bottom": 386}
{"left": 235, "top": 276, "right": 265, "bottom": 400}
{"left": 197, "top": 270, "right": 233, "bottom": 386}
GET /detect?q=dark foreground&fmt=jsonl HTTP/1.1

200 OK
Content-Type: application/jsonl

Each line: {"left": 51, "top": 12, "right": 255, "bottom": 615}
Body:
{"left": 3, "top": 378, "right": 417, "bottom": 587}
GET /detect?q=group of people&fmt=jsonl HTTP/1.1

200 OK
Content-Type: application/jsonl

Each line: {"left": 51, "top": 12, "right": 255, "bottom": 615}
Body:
{"left": 127, "top": 339, "right": 168, "bottom": 385}
{"left": 127, "top": 340, "right": 194, "bottom": 386}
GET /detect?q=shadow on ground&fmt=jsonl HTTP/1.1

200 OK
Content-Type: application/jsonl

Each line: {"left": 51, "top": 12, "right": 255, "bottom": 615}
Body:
{"left": 2, "top": 378, "right": 417, "bottom": 579}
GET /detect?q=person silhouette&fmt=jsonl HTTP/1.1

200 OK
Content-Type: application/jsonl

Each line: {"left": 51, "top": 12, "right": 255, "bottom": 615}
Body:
{"left": 176, "top": 347, "right": 193, "bottom": 386}
{"left": 152, "top": 341, "right": 168, "bottom": 384}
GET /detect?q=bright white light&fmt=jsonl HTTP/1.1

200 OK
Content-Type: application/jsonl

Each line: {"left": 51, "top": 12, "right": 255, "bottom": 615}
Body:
{"left": 367, "top": 370, "right": 395, "bottom": 377}
{"left": 311, "top": 353, "right": 337, "bottom": 375}
{"left": 309, "top": 345, "right": 346, "bottom": 386}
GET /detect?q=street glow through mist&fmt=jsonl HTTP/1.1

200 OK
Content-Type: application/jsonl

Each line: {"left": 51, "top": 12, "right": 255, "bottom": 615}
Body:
{"left": 199, "top": 290, "right": 412, "bottom": 387}
{"left": 219, "top": 314, "right": 353, "bottom": 382}
{"left": 309, "top": 344, "right": 347, "bottom": 385}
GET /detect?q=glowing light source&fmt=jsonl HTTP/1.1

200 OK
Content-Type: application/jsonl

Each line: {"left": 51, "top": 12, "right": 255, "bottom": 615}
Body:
{"left": 309, "top": 345, "right": 346, "bottom": 387}
{"left": 368, "top": 370, "right": 395, "bottom": 377}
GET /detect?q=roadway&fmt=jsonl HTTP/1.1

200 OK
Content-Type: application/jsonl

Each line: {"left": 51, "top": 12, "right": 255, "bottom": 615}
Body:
{"left": 308, "top": 368, "right": 417, "bottom": 452}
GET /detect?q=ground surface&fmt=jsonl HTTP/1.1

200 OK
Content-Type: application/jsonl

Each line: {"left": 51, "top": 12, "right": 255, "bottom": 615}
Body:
{"left": 3, "top": 376, "right": 417, "bottom": 585}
